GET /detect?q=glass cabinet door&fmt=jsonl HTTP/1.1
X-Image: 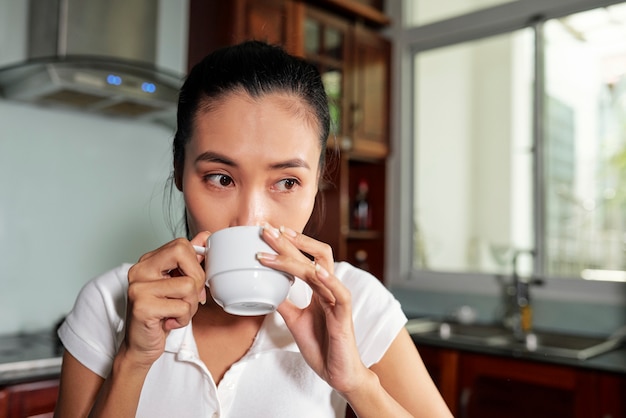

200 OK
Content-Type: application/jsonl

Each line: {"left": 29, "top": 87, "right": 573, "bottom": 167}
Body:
{"left": 304, "top": 7, "right": 351, "bottom": 143}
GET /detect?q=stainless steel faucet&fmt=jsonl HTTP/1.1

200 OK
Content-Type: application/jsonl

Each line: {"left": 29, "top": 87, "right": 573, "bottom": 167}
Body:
{"left": 503, "top": 249, "right": 544, "bottom": 340}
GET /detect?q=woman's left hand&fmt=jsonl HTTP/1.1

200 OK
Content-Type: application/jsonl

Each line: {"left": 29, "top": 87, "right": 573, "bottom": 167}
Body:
{"left": 256, "top": 222, "right": 370, "bottom": 396}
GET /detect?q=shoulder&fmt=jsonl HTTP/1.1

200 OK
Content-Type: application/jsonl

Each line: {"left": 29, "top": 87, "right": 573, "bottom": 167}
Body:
{"left": 71, "top": 263, "right": 131, "bottom": 330}
{"left": 333, "top": 261, "right": 402, "bottom": 316}
{"left": 333, "top": 261, "right": 390, "bottom": 301}
{"left": 58, "top": 264, "right": 131, "bottom": 377}
{"left": 85, "top": 263, "right": 131, "bottom": 292}
{"left": 72, "top": 264, "right": 130, "bottom": 317}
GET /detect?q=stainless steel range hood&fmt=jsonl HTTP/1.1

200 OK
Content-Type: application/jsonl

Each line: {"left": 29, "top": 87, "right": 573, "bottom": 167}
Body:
{"left": 0, "top": 0, "right": 183, "bottom": 127}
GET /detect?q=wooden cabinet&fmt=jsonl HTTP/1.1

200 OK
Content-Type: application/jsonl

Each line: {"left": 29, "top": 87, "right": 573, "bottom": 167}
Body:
{"left": 0, "top": 379, "right": 58, "bottom": 418}
{"left": 598, "top": 371, "right": 626, "bottom": 418}
{"left": 187, "top": 0, "right": 391, "bottom": 282}
{"left": 459, "top": 353, "right": 597, "bottom": 418}
{"left": 188, "top": 0, "right": 301, "bottom": 67}
{"left": 417, "top": 345, "right": 460, "bottom": 415}
{"left": 417, "top": 344, "right": 626, "bottom": 418}
{"left": 298, "top": 4, "right": 389, "bottom": 281}
{"left": 0, "top": 389, "right": 7, "bottom": 418}
{"left": 348, "top": 23, "right": 390, "bottom": 158}
{"left": 299, "top": 5, "right": 390, "bottom": 157}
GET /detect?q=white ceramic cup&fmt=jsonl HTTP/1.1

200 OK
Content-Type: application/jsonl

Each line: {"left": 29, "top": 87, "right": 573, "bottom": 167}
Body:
{"left": 195, "top": 225, "right": 294, "bottom": 316}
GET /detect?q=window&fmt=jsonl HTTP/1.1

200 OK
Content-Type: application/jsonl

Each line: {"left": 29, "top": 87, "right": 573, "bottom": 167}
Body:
{"left": 406, "top": 0, "right": 517, "bottom": 27}
{"left": 413, "top": 30, "right": 534, "bottom": 275}
{"left": 397, "top": 0, "right": 626, "bottom": 282}
{"left": 544, "top": 6, "right": 626, "bottom": 279}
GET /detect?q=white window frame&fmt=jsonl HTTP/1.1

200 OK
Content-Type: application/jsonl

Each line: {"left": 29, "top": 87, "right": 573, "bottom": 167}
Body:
{"left": 384, "top": 0, "right": 626, "bottom": 304}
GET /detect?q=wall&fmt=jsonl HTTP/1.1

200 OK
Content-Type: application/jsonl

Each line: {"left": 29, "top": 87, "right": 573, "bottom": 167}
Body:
{"left": 0, "top": 0, "right": 188, "bottom": 334}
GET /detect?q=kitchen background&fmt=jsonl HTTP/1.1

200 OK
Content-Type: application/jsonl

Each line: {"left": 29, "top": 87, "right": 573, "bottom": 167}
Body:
{"left": 0, "top": 0, "right": 625, "bottom": 338}
{"left": 384, "top": 0, "right": 626, "bottom": 338}
{"left": 0, "top": 1, "right": 625, "bottom": 416}
{"left": 0, "top": 0, "right": 188, "bottom": 335}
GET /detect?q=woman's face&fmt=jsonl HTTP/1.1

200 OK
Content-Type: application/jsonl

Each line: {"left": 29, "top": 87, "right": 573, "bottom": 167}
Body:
{"left": 181, "top": 92, "right": 322, "bottom": 236}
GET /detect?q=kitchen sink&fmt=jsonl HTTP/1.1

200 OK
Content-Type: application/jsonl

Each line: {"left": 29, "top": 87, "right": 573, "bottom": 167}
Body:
{"left": 492, "top": 331, "right": 623, "bottom": 360}
{"left": 405, "top": 318, "right": 624, "bottom": 360}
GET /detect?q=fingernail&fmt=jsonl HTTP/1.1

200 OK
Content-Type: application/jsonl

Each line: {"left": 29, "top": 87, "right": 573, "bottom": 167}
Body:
{"left": 279, "top": 225, "right": 297, "bottom": 238}
{"left": 263, "top": 222, "right": 280, "bottom": 238}
{"left": 315, "top": 263, "right": 329, "bottom": 279}
{"left": 199, "top": 288, "right": 207, "bottom": 305}
{"left": 256, "top": 252, "right": 277, "bottom": 261}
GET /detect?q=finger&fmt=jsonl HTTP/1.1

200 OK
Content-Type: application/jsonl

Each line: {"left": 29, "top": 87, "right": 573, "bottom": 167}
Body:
{"left": 276, "top": 297, "right": 300, "bottom": 323}
{"left": 277, "top": 225, "right": 334, "bottom": 274}
{"left": 129, "top": 276, "right": 200, "bottom": 306}
{"left": 260, "top": 223, "right": 327, "bottom": 271}
{"left": 130, "top": 239, "right": 202, "bottom": 281}
{"left": 315, "top": 263, "right": 352, "bottom": 311}
{"left": 130, "top": 293, "right": 196, "bottom": 331}
{"left": 257, "top": 250, "right": 336, "bottom": 305}
{"left": 129, "top": 239, "right": 207, "bottom": 304}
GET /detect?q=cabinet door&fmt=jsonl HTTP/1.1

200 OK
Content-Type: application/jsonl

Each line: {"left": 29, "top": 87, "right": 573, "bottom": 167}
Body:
{"left": 187, "top": 0, "right": 300, "bottom": 69}
{"left": 417, "top": 345, "right": 460, "bottom": 415}
{"left": 459, "top": 353, "right": 596, "bottom": 418}
{"left": 599, "top": 372, "right": 626, "bottom": 418}
{"left": 0, "top": 389, "right": 8, "bottom": 418}
{"left": 238, "top": 0, "right": 300, "bottom": 52}
{"left": 303, "top": 6, "right": 352, "bottom": 146}
{"left": 6, "top": 379, "right": 59, "bottom": 418}
{"left": 348, "top": 24, "right": 390, "bottom": 158}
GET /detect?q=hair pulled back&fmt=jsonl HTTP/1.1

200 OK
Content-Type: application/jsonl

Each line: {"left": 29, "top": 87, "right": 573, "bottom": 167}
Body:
{"left": 173, "top": 41, "right": 330, "bottom": 182}
{"left": 169, "top": 41, "right": 332, "bottom": 238}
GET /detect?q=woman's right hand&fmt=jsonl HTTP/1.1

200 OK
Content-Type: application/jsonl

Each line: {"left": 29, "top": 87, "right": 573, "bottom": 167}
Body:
{"left": 123, "top": 232, "right": 209, "bottom": 367}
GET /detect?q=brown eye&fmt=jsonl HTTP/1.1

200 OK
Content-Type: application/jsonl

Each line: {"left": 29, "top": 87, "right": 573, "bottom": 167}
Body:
{"left": 203, "top": 173, "right": 234, "bottom": 188}
{"left": 276, "top": 178, "right": 300, "bottom": 191}
{"left": 284, "top": 179, "right": 296, "bottom": 189}
{"left": 219, "top": 175, "right": 233, "bottom": 187}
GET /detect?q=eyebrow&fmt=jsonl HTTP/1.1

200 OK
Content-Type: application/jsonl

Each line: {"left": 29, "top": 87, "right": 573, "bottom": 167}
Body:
{"left": 195, "top": 151, "right": 236, "bottom": 166}
{"left": 270, "top": 159, "right": 311, "bottom": 170}
{"left": 195, "top": 151, "right": 310, "bottom": 170}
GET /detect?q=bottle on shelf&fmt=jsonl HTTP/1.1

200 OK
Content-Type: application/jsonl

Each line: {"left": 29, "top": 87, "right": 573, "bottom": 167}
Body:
{"left": 352, "top": 179, "right": 372, "bottom": 230}
{"left": 354, "top": 249, "right": 370, "bottom": 271}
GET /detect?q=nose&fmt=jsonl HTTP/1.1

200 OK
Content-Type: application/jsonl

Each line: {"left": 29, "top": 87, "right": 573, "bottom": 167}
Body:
{"left": 233, "top": 186, "right": 270, "bottom": 227}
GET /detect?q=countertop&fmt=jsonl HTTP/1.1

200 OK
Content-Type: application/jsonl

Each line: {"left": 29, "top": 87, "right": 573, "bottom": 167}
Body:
{"left": 0, "top": 331, "right": 62, "bottom": 386}
{"left": 1, "top": 321, "right": 625, "bottom": 387}
{"left": 407, "top": 319, "right": 626, "bottom": 375}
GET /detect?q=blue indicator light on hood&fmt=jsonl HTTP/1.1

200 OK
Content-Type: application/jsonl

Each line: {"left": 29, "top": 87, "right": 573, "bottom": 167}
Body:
{"left": 106, "top": 74, "right": 122, "bottom": 85}
{"left": 141, "top": 82, "right": 156, "bottom": 93}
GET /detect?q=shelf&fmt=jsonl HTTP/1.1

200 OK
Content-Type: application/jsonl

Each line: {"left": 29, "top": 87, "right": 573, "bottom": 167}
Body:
{"left": 306, "top": 0, "right": 390, "bottom": 27}
{"left": 346, "top": 229, "right": 381, "bottom": 240}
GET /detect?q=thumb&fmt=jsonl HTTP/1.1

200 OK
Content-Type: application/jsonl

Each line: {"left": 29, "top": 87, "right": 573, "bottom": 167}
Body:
{"left": 277, "top": 299, "right": 301, "bottom": 327}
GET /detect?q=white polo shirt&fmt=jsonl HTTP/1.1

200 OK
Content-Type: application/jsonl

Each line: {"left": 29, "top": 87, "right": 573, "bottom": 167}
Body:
{"left": 59, "top": 262, "right": 407, "bottom": 418}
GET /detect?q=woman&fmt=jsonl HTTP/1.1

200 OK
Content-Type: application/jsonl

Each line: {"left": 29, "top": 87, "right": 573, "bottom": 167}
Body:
{"left": 54, "top": 41, "right": 452, "bottom": 417}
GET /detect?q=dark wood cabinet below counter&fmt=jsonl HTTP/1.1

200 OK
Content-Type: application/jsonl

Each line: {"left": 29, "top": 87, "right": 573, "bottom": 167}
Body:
{"left": 418, "top": 345, "right": 626, "bottom": 418}
{"left": 0, "top": 379, "right": 58, "bottom": 418}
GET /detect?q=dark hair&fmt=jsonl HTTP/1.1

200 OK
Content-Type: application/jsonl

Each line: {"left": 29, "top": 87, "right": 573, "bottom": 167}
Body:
{"left": 168, "top": 40, "right": 332, "bottom": 238}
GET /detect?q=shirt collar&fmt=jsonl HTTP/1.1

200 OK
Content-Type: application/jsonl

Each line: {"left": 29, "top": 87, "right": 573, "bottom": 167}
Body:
{"left": 164, "top": 323, "right": 194, "bottom": 354}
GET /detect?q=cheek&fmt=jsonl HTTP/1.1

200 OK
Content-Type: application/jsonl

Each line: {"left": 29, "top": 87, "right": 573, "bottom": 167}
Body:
{"left": 181, "top": 179, "right": 222, "bottom": 234}
{"left": 287, "top": 186, "right": 318, "bottom": 231}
